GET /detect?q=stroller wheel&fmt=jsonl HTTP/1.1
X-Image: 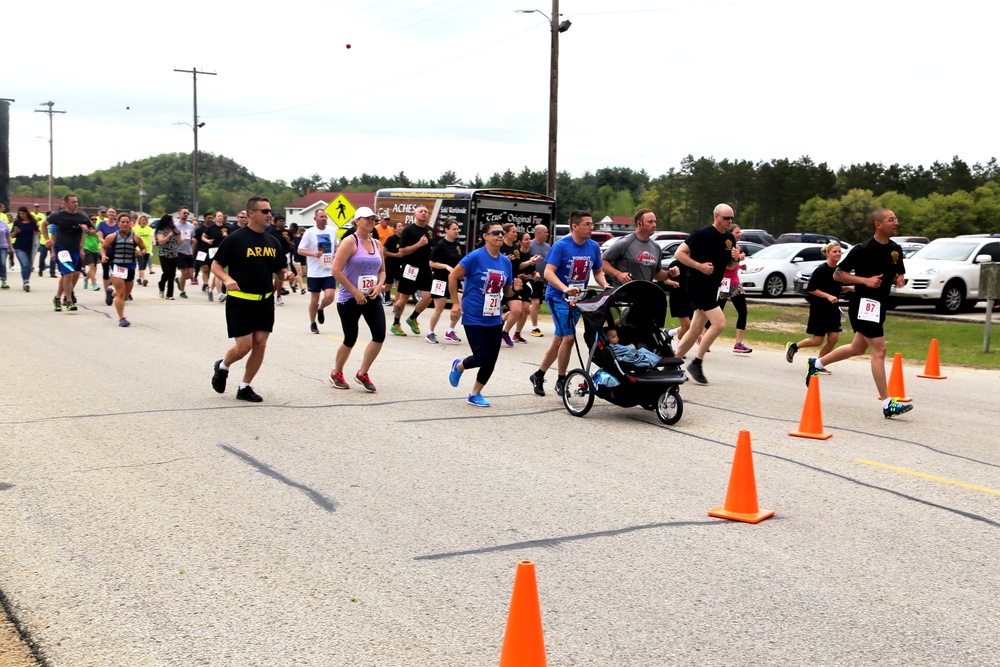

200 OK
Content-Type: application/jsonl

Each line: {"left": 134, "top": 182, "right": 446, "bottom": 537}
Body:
{"left": 656, "top": 387, "right": 683, "bottom": 425}
{"left": 562, "top": 369, "right": 595, "bottom": 418}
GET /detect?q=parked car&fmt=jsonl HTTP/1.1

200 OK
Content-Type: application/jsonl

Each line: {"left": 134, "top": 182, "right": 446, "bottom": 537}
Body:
{"left": 739, "top": 243, "right": 826, "bottom": 297}
{"left": 656, "top": 239, "right": 685, "bottom": 271}
{"left": 776, "top": 232, "right": 843, "bottom": 245}
{"left": 892, "top": 235, "right": 930, "bottom": 245}
{"left": 651, "top": 230, "right": 689, "bottom": 242}
{"left": 737, "top": 229, "right": 776, "bottom": 246}
{"left": 893, "top": 236, "right": 1000, "bottom": 313}
{"left": 737, "top": 240, "right": 766, "bottom": 257}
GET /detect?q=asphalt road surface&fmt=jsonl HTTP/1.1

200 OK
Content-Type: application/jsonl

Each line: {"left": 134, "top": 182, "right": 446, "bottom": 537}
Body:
{"left": 2, "top": 280, "right": 999, "bottom": 666}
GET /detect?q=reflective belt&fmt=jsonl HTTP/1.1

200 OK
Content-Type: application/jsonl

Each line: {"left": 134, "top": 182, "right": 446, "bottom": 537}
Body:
{"left": 227, "top": 290, "right": 273, "bottom": 301}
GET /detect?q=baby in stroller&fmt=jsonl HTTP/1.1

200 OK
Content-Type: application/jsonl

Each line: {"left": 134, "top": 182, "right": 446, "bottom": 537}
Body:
{"left": 605, "top": 326, "right": 662, "bottom": 368}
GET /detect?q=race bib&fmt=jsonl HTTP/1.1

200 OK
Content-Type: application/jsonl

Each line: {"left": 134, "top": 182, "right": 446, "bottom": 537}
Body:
{"left": 208, "top": 247, "right": 218, "bottom": 259}
{"left": 321, "top": 253, "right": 333, "bottom": 267}
{"left": 181, "top": 230, "right": 191, "bottom": 241}
{"left": 57, "top": 250, "right": 71, "bottom": 264}
{"left": 565, "top": 282, "right": 585, "bottom": 300}
{"left": 717, "top": 277, "right": 731, "bottom": 299}
{"left": 431, "top": 279, "right": 446, "bottom": 297}
{"left": 858, "top": 297, "right": 881, "bottom": 323}
{"left": 196, "top": 251, "right": 207, "bottom": 262}
{"left": 483, "top": 292, "right": 501, "bottom": 317}
{"left": 111, "top": 265, "right": 128, "bottom": 279}
{"left": 403, "top": 264, "right": 419, "bottom": 280}
{"left": 357, "top": 274, "right": 377, "bottom": 292}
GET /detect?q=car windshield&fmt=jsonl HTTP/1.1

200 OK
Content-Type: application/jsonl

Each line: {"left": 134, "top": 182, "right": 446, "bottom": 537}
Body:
{"left": 750, "top": 245, "right": 799, "bottom": 260}
{"left": 912, "top": 243, "right": 977, "bottom": 261}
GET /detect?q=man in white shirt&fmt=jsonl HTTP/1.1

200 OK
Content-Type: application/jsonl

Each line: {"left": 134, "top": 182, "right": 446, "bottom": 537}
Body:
{"left": 297, "top": 209, "right": 338, "bottom": 334}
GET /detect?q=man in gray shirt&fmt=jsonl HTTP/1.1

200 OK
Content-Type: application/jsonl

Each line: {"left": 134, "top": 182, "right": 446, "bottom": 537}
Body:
{"left": 602, "top": 208, "right": 673, "bottom": 287}
{"left": 174, "top": 207, "right": 196, "bottom": 299}
{"left": 527, "top": 223, "right": 551, "bottom": 337}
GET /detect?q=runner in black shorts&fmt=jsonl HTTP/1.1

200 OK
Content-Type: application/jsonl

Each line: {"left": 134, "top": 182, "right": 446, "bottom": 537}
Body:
{"left": 390, "top": 204, "right": 434, "bottom": 336}
{"left": 805, "top": 208, "right": 913, "bottom": 419}
{"left": 210, "top": 196, "right": 289, "bottom": 403}
{"left": 786, "top": 242, "right": 850, "bottom": 365}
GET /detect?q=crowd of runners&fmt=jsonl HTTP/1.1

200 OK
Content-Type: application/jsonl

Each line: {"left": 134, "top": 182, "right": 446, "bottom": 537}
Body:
{"left": 1, "top": 195, "right": 914, "bottom": 418}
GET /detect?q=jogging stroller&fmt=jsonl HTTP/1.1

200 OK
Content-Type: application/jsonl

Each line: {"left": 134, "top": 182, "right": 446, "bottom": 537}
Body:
{"left": 561, "top": 280, "right": 686, "bottom": 425}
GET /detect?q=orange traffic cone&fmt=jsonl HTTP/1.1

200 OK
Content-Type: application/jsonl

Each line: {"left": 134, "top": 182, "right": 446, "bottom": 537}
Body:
{"left": 886, "top": 352, "right": 911, "bottom": 402}
{"left": 917, "top": 338, "right": 947, "bottom": 379}
{"left": 499, "top": 560, "right": 547, "bottom": 667}
{"left": 708, "top": 430, "right": 775, "bottom": 524}
{"left": 789, "top": 375, "right": 833, "bottom": 440}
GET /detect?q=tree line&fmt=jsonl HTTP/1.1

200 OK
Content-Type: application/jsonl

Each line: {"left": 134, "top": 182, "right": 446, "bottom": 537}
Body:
{"left": 11, "top": 153, "right": 999, "bottom": 241}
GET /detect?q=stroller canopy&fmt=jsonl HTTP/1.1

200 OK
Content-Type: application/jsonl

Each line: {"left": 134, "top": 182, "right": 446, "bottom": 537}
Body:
{"left": 575, "top": 281, "right": 668, "bottom": 337}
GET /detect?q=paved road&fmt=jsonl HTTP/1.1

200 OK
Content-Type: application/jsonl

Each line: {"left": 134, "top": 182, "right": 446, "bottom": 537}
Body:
{"left": 2, "top": 280, "right": 999, "bottom": 666}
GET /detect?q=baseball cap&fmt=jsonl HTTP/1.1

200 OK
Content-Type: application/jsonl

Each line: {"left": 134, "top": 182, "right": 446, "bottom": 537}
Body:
{"left": 379, "top": 209, "right": 390, "bottom": 220}
{"left": 354, "top": 206, "right": 377, "bottom": 220}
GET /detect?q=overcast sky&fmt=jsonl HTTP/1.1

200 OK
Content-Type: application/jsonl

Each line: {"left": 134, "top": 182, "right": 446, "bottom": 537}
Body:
{"left": 6, "top": 0, "right": 997, "bottom": 187}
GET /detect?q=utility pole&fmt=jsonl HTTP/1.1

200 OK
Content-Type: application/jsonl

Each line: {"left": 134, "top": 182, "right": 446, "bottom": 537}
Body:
{"left": 35, "top": 101, "right": 66, "bottom": 213}
{"left": 174, "top": 67, "right": 216, "bottom": 218}
{"left": 1, "top": 98, "right": 14, "bottom": 213}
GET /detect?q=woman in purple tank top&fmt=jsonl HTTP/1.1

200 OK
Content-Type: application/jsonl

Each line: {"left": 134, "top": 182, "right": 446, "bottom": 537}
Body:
{"left": 329, "top": 208, "right": 387, "bottom": 392}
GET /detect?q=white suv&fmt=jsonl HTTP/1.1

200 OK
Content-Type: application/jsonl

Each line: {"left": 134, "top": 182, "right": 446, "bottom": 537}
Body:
{"left": 894, "top": 236, "right": 1000, "bottom": 313}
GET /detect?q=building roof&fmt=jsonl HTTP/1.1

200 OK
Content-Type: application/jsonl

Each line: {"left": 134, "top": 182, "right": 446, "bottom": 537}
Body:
{"left": 286, "top": 191, "right": 376, "bottom": 210}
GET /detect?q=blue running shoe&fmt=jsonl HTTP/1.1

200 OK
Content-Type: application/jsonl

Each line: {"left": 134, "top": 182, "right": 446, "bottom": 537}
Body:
{"left": 805, "top": 358, "right": 822, "bottom": 387}
{"left": 467, "top": 392, "right": 490, "bottom": 407}
{"left": 883, "top": 399, "right": 914, "bottom": 419}
{"left": 105, "top": 286, "right": 114, "bottom": 306}
{"left": 449, "top": 359, "right": 463, "bottom": 387}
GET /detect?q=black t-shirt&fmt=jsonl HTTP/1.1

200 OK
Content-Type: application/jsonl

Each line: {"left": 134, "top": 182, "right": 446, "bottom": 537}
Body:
{"left": 838, "top": 237, "right": 905, "bottom": 302}
{"left": 49, "top": 210, "right": 93, "bottom": 249}
{"left": 204, "top": 224, "right": 227, "bottom": 250}
{"left": 384, "top": 234, "right": 401, "bottom": 271}
{"left": 684, "top": 224, "right": 736, "bottom": 293}
{"left": 213, "top": 226, "right": 286, "bottom": 295}
{"left": 195, "top": 224, "right": 210, "bottom": 252}
{"left": 429, "top": 238, "right": 463, "bottom": 281}
{"left": 399, "top": 223, "right": 433, "bottom": 269}
{"left": 806, "top": 262, "right": 841, "bottom": 305}
{"left": 12, "top": 221, "right": 38, "bottom": 252}
{"left": 269, "top": 228, "right": 291, "bottom": 256}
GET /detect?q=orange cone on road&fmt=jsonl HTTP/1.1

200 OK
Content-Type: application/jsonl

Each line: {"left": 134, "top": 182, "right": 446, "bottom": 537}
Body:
{"left": 917, "top": 338, "right": 947, "bottom": 379}
{"left": 789, "top": 375, "right": 833, "bottom": 440}
{"left": 886, "top": 352, "right": 912, "bottom": 402}
{"left": 708, "top": 430, "right": 775, "bottom": 524}
{"left": 499, "top": 560, "right": 547, "bottom": 667}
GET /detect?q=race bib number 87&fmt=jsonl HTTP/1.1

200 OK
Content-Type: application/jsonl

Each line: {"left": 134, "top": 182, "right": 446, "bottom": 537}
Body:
{"left": 858, "top": 297, "right": 881, "bottom": 323}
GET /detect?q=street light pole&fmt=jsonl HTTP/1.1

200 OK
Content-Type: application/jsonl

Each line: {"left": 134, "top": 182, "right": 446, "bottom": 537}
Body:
{"left": 35, "top": 101, "right": 66, "bottom": 213}
{"left": 518, "top": 2, "right": 570, "bottom": 201}
{"left": 174, "top": 67, "right": 215, "bottom": 218}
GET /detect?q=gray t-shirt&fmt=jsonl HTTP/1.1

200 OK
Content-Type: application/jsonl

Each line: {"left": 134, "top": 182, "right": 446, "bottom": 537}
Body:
{"left": 602, "top": 232, "right": 664, "bottom": 287}
{"left": 175, "top": 221, "right": 196, "bottom": 255}
{"left": 528, "top": 239, "right": 550, "bottom": 276}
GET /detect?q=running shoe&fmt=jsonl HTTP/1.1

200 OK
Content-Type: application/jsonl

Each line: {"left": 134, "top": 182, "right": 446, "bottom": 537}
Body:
{"left": 118, "top": 318, "right": 130, "bottom": 327}
{"left": 179, "top": 291, "right": 188, "bottom": 299}
{"left": 142, "top": 279, "right": 148, "bottom": 287}
{"left": 208, "top": 289, "right": 214, "bottom": 302}
{"left": 449, "top": 359, "right": 463, "bottom": 387}
{"left": 159, "top": 289, "right": 165, "bottom": 299}
{"left": 127, "top": 295, "right": 133, "bottom": 301}
{"left": 218, "top": 293, "right": 227, "bottom": 303}
{"left": 212, "top": 359, "right": 228, "bottom": 393}
{"left": 236, "top": 386, "right": 263, "bottom": 402}
{"left": 317, "top": 308, "right": 325, "bottom": 324}
{"left": 554, "top": 376, "right": 567, "bottom": 395}
{"left": 662, "top": 329, "right": 674, "bottom": 345}
{"left": 687, "top": 359, "right": 708, "bottom": 385}
{"left": 444, "top": 331, "right": 462, "bottom": 343}
{"left": 883, "top": 399, "right": 914, "bottom": 419}
{"left": 390, "top": 323, "right": 406, "bottom": 336}
{"left": 805, "top": 358, "right": 822, "bottom": 387}
{"left": 310, "top": 322, "right": 320, "bottom": 334}
{"left": 530, "top": 372, "right": 546, "bottom": 396}
{"left": 467, "top": 392, "right": 491, "bottom": 407}
{"left": 67, "top": 301, "right": 78, "bottom": 311}
{"left": 531, "top": 327, "right": 543, "bottom": 337}
{"left": 301, "top": 288, "right": 307, "bottom": 295}
{"left": 355, "top": 372, "right": 377, "bottom": 393}
{"left": 733, "top": 342, "right": 752, "bottom": 354}
{"left": 426, "top": 332, "right": 439, "bottom": 344}
{"left": 817, "top": 368, "right": 832, "bottom": 376}
{"left": 512, "top": 332, "right": 528, "bottom": 344}
{"left": 193, "top": 278, "right": 200, "bottom": 287}
{"left": 83, "top": 279, "right": 88, "bottom": 289}
{"left": 23, "top": 283, "right": 30, "bottom": 292}
{"left": 106, "top": 287, "right": 115, "bottom": 305}
{"left": 329, "top": 371, "right": 350, "bottom": 390}
{"left": 276, "top": 296, "right": 284, "bottom": 305}
{"left": 501, "top": 332, "right": 513, "bottom": 347}
{"left": 406, "top": 316, "right": 421, "bottom": 335}
{"left": 92, "top": 283, "right": 100, "bottom": 291}
{"left": 53, "top": 296, "right": 62, "bottom": 312}
{"left": 785, "top": 342, "right": 797, "bottom": 363}
{"left": 281, "top": 289, "right": 289, "bottom": 295}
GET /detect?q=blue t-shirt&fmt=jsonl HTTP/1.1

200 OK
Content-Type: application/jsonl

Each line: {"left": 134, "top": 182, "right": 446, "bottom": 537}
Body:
{"left": 543, "top": 235, "right": 603, "bottom": 299}
{"left": 459, "top": 247, "right": 513, "bottom": 327}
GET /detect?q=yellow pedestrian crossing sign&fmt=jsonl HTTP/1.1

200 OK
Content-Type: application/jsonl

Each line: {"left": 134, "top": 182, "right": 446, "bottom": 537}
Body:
{"left": 326, "top": 195, "right": 356, "bottom": 237}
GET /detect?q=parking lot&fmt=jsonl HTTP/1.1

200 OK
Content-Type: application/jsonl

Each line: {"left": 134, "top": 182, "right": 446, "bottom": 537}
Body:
{"left": 1, "top": 285, "right": 999, "bottom": 666}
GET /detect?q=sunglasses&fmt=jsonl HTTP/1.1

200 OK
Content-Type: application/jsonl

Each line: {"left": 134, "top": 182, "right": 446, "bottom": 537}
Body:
{"left": 486, "top": 229, "right": 504, "bottom": 237}
{"left": 721, "top": 216, "right": 734, "bottom": 221}
{"left": 255, "top": 208, "right": 272, "bottom": 215}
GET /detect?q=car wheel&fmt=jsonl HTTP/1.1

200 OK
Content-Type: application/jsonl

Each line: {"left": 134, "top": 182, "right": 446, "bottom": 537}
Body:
{"left": 936, "top": 280, "right": 965, "bottom": 314}
{"left": 763, "top": 273, "right": 785, "bottom": 298}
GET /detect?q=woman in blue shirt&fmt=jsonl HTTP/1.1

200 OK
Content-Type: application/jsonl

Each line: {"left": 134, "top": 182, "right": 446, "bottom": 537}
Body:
{"left": 446, "top": 222, "right": 521, "bottom": 407}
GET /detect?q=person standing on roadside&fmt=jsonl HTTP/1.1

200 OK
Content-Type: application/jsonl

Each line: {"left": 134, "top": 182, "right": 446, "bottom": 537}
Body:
{"left": 298, "top": 208, "right": 339, "bottom": 334}
{"left": 42, "top": 194, "right": 93, "bottom": 312}
{"left": 671, "top": 204, "right": 740, "bottom": 384}
{"left": 391, "top": 204, "right": 434, "bottom": 336}
{"left": 210, "top": 197, "right": 289, "bottom": 403}
{"left": 529, "top": 210, "right": 609, "bottom": 397}
{"left": 447, "top": 222, "right": 521, "bottom": 407}
{"left": 804, "top": 209, "right": 913, "bottom": 419}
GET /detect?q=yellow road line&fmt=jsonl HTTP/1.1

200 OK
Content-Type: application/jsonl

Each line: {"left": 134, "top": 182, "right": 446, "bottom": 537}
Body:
{"left": 856, "top": 459, "right": 1000, "bottom": 496}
